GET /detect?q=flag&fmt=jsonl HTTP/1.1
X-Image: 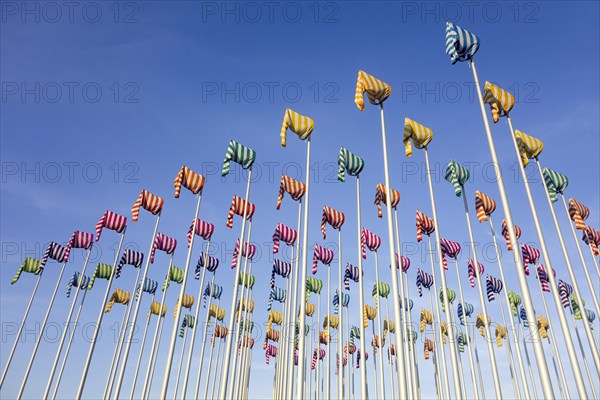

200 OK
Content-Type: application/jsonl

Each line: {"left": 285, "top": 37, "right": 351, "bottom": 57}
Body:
{"left": 520, "top": 244, "right": 541, "bottom": 275}
{"left": 196, "top": 253, "right": 219, "bottom": 277}
{"left": 502, "top": 219, "right": 522, "bottom": 251}
{"left": 87, "top": 263, "right": 114, "bottom": 289}
{"left": 536, "top": 264, "right": 554, "bottom": 293}
{"left": 392, "top": 253, "right": 411, "bottom": 272}
{"left": 115, "top": 249, "right": 144, "bottom": 278}
{"left": 444, "top": 160, "right": 470, "bottom": 197}
{"left": 202, "top": 283, "right": 223, "bottom": 306}
{"left": 515, "top": 130, "right": 544, "bottom": 167}
{"left": 541, "top": 167, "right": 568, "bottom": 204}
{"left": 374, "top": 183, "right": 400, "bottom": 217}
{"left": 416, "top": 210, "right": 435, "bottom": 242}
{"left": 95, "top": 210, "right": 127, "bottom": 241}
{"left": 400, "top": 298, "right": 413, "bottom": 312}
{"left": 361, "top": 228, "right": 381, "bottom": 258}
{"left": 467, "top": 258, "right": 484, "bottom": 287}
{"left": 66, "top": 272, "right": 90, "bottom": 297}
{"left": 209, "top": 304, "right": 226, "bottom": 321}
{"left": 476, "top": 313, "right": 491, "bottom": 336}
{"left": 445, "top": 22, "right": 480, "bottom": 64}
{"left": 163, "top": 265, "right": 185, "bottom": 290}
{"left": 321, "top": 205, "right": 345, "bottom": 239}
{"left": 150, "top": 232, "right": 177, "bottom": 263}
{"left": 179, "top": 314, "right": 195, "bottom": 337}
{"left": 495, "top": 325, "right": 508, "bottom": 347}
{"left": 12, "top": 258, "right": 42, "bottom": 285}
{"left": 457, "top": 302, "right": 474, "bottom": 325}
{"left": 64, "top": 231, "right": 94, "bottom": 261}
{"left": 583, "top": 226, "right": 600, "bottom": 255}
{"left": 333, "top": 289, "right": 350, "bottom": 314}
{"left": 306, "top": 277, "right": 323, "bottom": 298}
{"left": 403, "top": 118, "right": 433, "bottom": 157}
{"left": 440, "top": 238, "right": 461, "bottom": 270}
{"left": 508, "top": 290, "right": 522, "bottom": 316}
{"left": 149, "top": 301, "right": 167, "bottom": 317}
{"left": 238, "top": 272, "right": 255, "bottom": 289}
{"left": 537, "top": 316, "right": 550, "bottom": 339}
{"left": 267, "top": 286, "right": 287, "bottom": 312}
{"left": 173, "top": 294, "right": 195, "bottom": 317}
{"left": 344, "top": 263, "right": 360, "bottom": 290}
{"left": 226, "top": 195, "right": 256, "bottom": 228}
{"left": 483, "top": 82, "right": 515, "bottom": 123}
{"left": 280, "top": 108, "right": 314, "bottom": 147}
{"left": 354, "top": 70, "right": 391, "bottom": 111}
{"left": 131, "top": 189, "right": 164, "bottom": 221}
{"left": 136, "top": 277, "right": 158, "bottom": 300}
{"left": 337, "top": 147, "right": 364, "bottom": 182}
{"left": 474, "top": 191, "right": 497, "bottom": 222}
{"left": 312, "top": 243, "right": 335, "bottom": 274}
{"left": 40, "top": 242, "right": 67, "bottom": 270}
{"left": 372, "top": 281, "right": 391, "bottom": 307}
{"left": 231, "top": 239, "right": 257, "bottom": 269}
{"left": 569, "top": 198, "right": 590, "bottom": 230}
{"left": 440, "top": 288, "right": 456, "bottom": 312}
{"left": 222, "top": 140, "right": 256, "bottom": 176}
{"left": 173, "top": 165, "right": 205, "bottom": 198}
{"left": 187, "top": 218, "right": 215, "bottom": 246}
{"left": 270, "top": 259, "right": 291, "bottom": 288}
{"left": 420, "top": 309, "right": 434, "bottom": 332}
{"left": 486, "top": 275, "right": 503, "bottom": 301}
{"left": 105, "top": 289, "right": 131, "bottom": 313}
{"left": 424, "top": 338, "right": 435, "bottom": 360}
{"left": 363, "top": 304, "right": 376, "bottom": 328}
{"left": 272, "top": 223, "right": 297, "bottom": 254}
{"left": 276, "top": 175, "right": 306, "bottom": 210}
{"left": 416, "top": 268, "right": 434, "bottom": 296}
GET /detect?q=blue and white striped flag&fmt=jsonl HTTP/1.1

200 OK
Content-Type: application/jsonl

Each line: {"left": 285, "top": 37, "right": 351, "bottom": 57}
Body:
{"left": 445, "top": 22, "right": 480, "bottom": 64}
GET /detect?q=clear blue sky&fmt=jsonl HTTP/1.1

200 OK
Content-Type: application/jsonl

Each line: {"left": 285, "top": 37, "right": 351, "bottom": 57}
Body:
{"left": 1, "top": 1, "right": 598, "bottom": 399}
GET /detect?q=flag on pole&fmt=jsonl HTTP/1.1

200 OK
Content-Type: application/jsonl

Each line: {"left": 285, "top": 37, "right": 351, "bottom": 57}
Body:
{"left": 173, "top": 165, "right": 205, "bottom": 198}
{"left": 374, "top": 183, "right": 400, "bottom": 218}
{"left": 337, "top": 147, "right": 364, "bottom": 182}
{"left": 419, "top": 309, "right": 434, "bottom": 332}
{"left": 440, "top": 288, "right": 456, "bottom": 312}
{"left": 508, "top": 291, "right": 521, "bottom": 316}
{"left": 272, "top": 223, "right": 297, "bottom": 254}
{"left": 583, "top": 226, "right": 600, "bottom": 255}
{"left": 270, "top": 259, "right": 291, "bottom": 288}
{"left": 312, "top": 243, "right": 335, "bottom": 274}
{"left": 209, "top": 304, "right": 226, "bottom": 321}
{"left": 486, "top": 275, "right": 503, "bottom": 301}
{"left": 12, "top": 258, "right": 42, "bottom": 284}
{"left": 474, "top": 191, "right": 497, "bottom": 222}
{"left": 136, "top": 277, "right": 158, "bottom": 300}
{"left": 476, "top": 313, "right": 491, "bottom": 336}
{"left": 87, "top": 263, "right": 113, "bottom": 289}
{"left": 536, "top": 265, "right": 555, "bottom": 293}
{"left": 163, "top": 266, "right": 185, "bottom": 290}
{"left": 149, "top": 301, "right": 167, "bottom": 317}
{"left": 502, "top": 219, "right": 522, "bottom": 250}
{"left": 321, "top": 205, "right": 345, "bottom": 239}
{"left": 445, "top": 22, "right": 480, "bottom": 64}
{"left": 280, "top": 108, "right": 314, "bottom": 147}
{"left": 131, "top": 189, "right": 164, "bottom": 221}
{"left": 344, "top": 263, "right": 361, "bottom": 290}
{"left": 372, "top": 281, "right": 391, "bottom": 307}
{"left": 231, "top": 240, "right": 256, "bottom": 269}
{"left": 226, "top": 195, "right": 256, "bottom": 229}
{"left": 514, "top": 130, "right": 544, "bottom": 167}
{"left": 276, "top": 175, "right": 306, "bottom": 210}
{"left": 440, "top": 238, "right": 461, "bottom": 270}
{"left": 222, "top": 140, "right": 256, "bottom": 176}
{"left": 266, "top": 286, "right": 287, "bottom": 312}
{"left": 40, "top": 242, "right": 68, "bottom": 270}
{"left": 457, "top": 302, "right": 474, "bottom": 325}
{"left": 416, "top": 210, "right": 435, "bottom": 242}
{"left": 393, "top": 253, "right": 411, "bottom": 272}
{"left": 306, "top": 277, "right": 323, "bottom": 298}
{"left": 150, "top": 233, "right": 177, "bottom": 263}
{"left": 66, "top": 272, "right": 91, "bottom": 297}
{"left": 467, "top": 258, "right": 485, "bottom": 287}
{"left": 362, "top": 304, "right": 377, "bottom": 328}
{"left": 64, "top": 231, "right": 94, "bottom": 261}
{"left": 187, "top": 218, "right": 215, "bottom": 246}
{"left": 238, "top": 272, "right": 255, "bottom": 289}
{"left": 403, "top": 118, "right": 433, "bottom": 157}
{"left": 568, "top": 198, "right": 590, "bottom": 230}
{"left": 416, "top": 268, "right": 434, "bottom": 296}
{"left": 105, "top": 289, "right": 131, "bottom": 313}
{"left": 483, "top": 82, "right": 515, "bottom": 123}
{"left": 354, "top": 70, "right": 391, "bottom": 111}
{"left": 333, "top": 290, "right": 350, "bottom": 314}
{"left": 196, "top": 253, "right": 219, "bottom": 277}
{"left": 520, "top": 244, "right": 541, "bottom": 275}
{"left": 202, "top": 283, "right": 223, "bottom": 306}
{"left": 444, "top": 160, "right": 470, "bottom": 197}
{"left": 95, "top": 210, "right": 127, "bottom": 241}
{"left": 115, "top": 249, "right": 144, "bottom": 278}
{"left": 495, "top": 325, "right": 508, "bottom": 347}
{"left": 173, "top": 294, "right": 195, "bottom": 317}
{"left": 179, "top": 314, "right": 195, "bottom": 337}
{"left": 361, "top": 228, "right": 382, "bottom": 259}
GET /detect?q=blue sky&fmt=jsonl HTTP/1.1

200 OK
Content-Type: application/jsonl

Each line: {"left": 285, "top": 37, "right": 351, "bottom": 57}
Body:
{"left": 1, "top": 1, "right": 599, "bottom": 399}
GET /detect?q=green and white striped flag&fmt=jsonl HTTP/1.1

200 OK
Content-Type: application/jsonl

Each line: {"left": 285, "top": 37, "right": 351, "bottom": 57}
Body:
{"left": 179, "top": 314, "right": 195, "bottom": 337}
{"left": 337, "top": 147, "right": 364, "bottom": 182}
{"left": 12, "top": 258, "right": 42, "bottom": 284}
{"left": 87, "top": 263, "right": 114, "bottom": 289}
{"left": 222, "top": 140, "right": 256, "bottom": 176}
{"left": 163, "top": 265, "right": 185, "bottom": 291}
{"left": 444, "top": 160, "right": 470, "bottom": 197}
{"left": 543, "top": 167, "right": 569, "bottom": 203}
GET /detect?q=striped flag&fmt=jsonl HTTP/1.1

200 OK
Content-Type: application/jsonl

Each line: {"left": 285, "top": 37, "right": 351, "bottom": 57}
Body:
{"left": 420, "top": 309, "right": 434, "bottom": 332}
{"left": 508, "top": 291, "right": 521, "bottom": 316}
{"left": 270, "top": 259, "right": 291, "bottom": 288}
{"left": 222, "top": 140, "right": 256, "bottom": 176}
{"left": 150, "top": 232, "right": 177, "bottom": 263}
{"left": 416, "top": 268, "right": 434, "bottom": 296}
{"left": 502, "top": 219, "right": 522, "bottom": 251}
{"left": 354, "top": 70, "right": 391, "bottom": 111}
{"left": 476, "top": 313, "right": 491, "bottom": 336}
{"left": 280, "top": 108, "right": 314, "bottom": 147}
{"left": 272, "top": 223, "right": 297, "bottom": 254}
{"left": 306, "top": 277, "right": 323, "bottom": 297}
{"left": 440, "top": 238, "right": 461, "bottom": 270}
{"left": 483, "top": 82, "right": 515, "bottom": 123}
{"left": 440, "top": 288, "right": 456, "bottom": 312}
{"left": 136, "top": 277, "right": 158, "bottom": 300}
{"left": 363, "top": 304, "right": 377, "bottom": 328}
{"left": 276, "top": 175, "right": 306, "bottom": 210}
{"left": 163, "top": 265, "right": 185, "bottom": 290}
{"left": 131, "top": 189, "right": 164, "bottom": 221}
{"left": 95, "top": 210, "right": 127, "bottom": 241}
{"left": 457, "top": 302, "right": 474, "bottom": 325}
{"left": 569, "top": 198, "right": 590, "bottom": 230}
{"left": 333, "top": 290, "right": 350, "bottom": 314}
{"left": 495, "top": 325, "right": 508, "bottom": 347}
{"left": 515, "top": 130, "right": 544, "bottom": 167}
{"left": 445, "top": 22, "right": 480, "bottom": 64}
{"left": 520, "top": 244, "right": 541, "bottom": 275}
{"left": 238, "top": 272, "right": 255, "bottom": 289}
{"left": 115, "top": 249, "right": 144, "bottom": 278}
{"left": 105, "top": 289, "right": 131, "bottom": 313}
{"left": 486, "top": 275, "right": 503, "bottom": 301}
{"left": 416, "top": 210, "right": 435, "bottom": 242}
{"left": 424, "top": 339, "right": 435, "bottom": 360}
{"left": 231, "top": 240, "right": 256, "bottom": 269}
{"left": 266, "top": 286, "right": 287, "bottom": 312}
{"left": 583, "top": 226, "right": 600, "bottom": 256}
{"left": 149, "top": 301, "right": 167, "bottom": 317}
{"left": 226, "top": 195, "right": 256, "bottom": 228}
{"left": 66, "top": 272, "right": 90, "bottom": 297}
{"left": 187, "top": 218, "right": 215, "bottom": 246}
{"left": 40, "top": 242, "right": 68, "bottom": 270}
{"left": 87, "top": 263, "right": 114, "bottom": 289}
{"left": 202, "top": 283, "right": 223, "bottom": 306}
{"left": 337, "top": 147, "right": 364, "bottom": 182}
{"left": 393, "top": 253, "right": 411, "bottom": 272}
{"left": 173, "top": 165, "right": 205, "bottom": 198}
{"left": 403, "top": 118, "right": 433, "bottom": 157}
{"left": 321, "top": 205, "right": 345, "bottom": 239}
{"left": 173, "top": 294, "right": 195, "bottom": 317}
{"left": 361, "top": 228, "right": 381, "bottom": 258}
{"left": 475, "top": 190, "right": 497, "bottom": 222}
{"left": 444, "top": 160, "right": 470, "bottom": 197}
{"left": 312, "top": 243, "right": 335, "bottom": 274}
{"left": 209, "top": 304, "right": 226, "bottom": 321}
{"left": 196, "top": 253, "right": 219, "bottom": 276}
{"left": 64, "top": 231, "right": 94, "bottom": 261}
{"left": 179, "top": 314, "right": 195, "bottom": 337}
{"left": 542, "top": 167, "right": 569, "bottom": 203}
{"left": 467, "top": 258, "right": 485, "bottom": 287}
{"left": 344, "top": 263, "right": 360, "bottom": 290}
{"left": 536, "top": 264, "right": 554, "bottom": 293}
{"left": 12, "top": 258, "right": 42, "bottom": 285}
{"left": 374, "top": 183, "right": 400, "bottom": 218}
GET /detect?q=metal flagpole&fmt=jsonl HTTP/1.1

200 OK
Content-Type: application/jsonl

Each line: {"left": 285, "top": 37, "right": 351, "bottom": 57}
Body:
{"left": 193, "top": 276, "right": 217, "bottom": 399}
{"left": 50, "top": 283, "right": 89, "bottom": 400}
{"left": 423, "top": 146, "right": 463, "bottom": 399}
{"left": 316, "top": 291, "right": 321, "bottom": 400}
{"left": 502, "top": 114, "right": 592, "bottom": 398}
{"left": 557, "top": 193, "right": 600, "bottom": 319}
{"left": 44, "top": 246, "right": 93, "bottom": 399}
{"left": 345, "top": 304, "right": 351, "bottom": 400}
{"left": 76, "top": 229, "right": 126, "bottom": 398}
{"left": 128, "top": 293, "right": 155, "bottom": 400}
{"left": 326, "top": 252, "right": 332, "bottom": 400}
{"left": 372, "top": 320, "right": 379, "bottom": 400}
{"left": 113, "top": 211, "right": 162, "bottom": 399}
{"left": 210, "top": 334, "right": 224, "bottom": 399}
{"left": 469, "top": 57, "right": 554, "bottom": 398}
{"left": 373, "top": 254, "right": 386, "bottom": 398}
{"left": 16, "top": 259, "right": 68, "bottom": 399}
{"left": 469, "top": 314, "right": 486, "bottom": 399}
{"left": 453, "top": 259, "right": 479, "bottom": 400}
{"left": 518, "top": 321, "right": 539, "bottom": 399}
{"left": 487, "top": 216, "right": 531, "bottom": 399}
{"left": 403, "top": 274, "right": 421, "bottom": 399}
{"left": 337, "top": 229, "right": 344, "bottom": 400}
{"left": 428, "top": 289, "right": 443, "bottom": 400}
{"left": 161, "top": 188, "right": 205, "bottom": 398}
{"left": 233, "top": 254, "right": 254, "bottom": 399}
{"left": 202, "top": 298, "right": 221, "bottom": 399}
{"left": 425, "top": 237, "right": 449, "bottom": 399}
{"left": 140, "top": 255, "right": 174, "bottom": 399}
{"left": 385, "top": 298, "right": 395, "bottom": 399}
{"left": 496, "top": 293, "right": 521, "bottom": 399}
{"left": 355, "top": 176, "right": 368, "bottom": 399}
{"left": 296, "top": 137, "right": 312, "bottom": 400}
{"left": 181, "top": 238, "right": 213, "bottom": 399}
{"left": 379, "top": 103, "right": 408, "bottom": 399}
{"left": 172, "top": 317, "right": 189, "bottom": 399}
{"left": 568, "top": 307, "right": 598, "bottom": 398}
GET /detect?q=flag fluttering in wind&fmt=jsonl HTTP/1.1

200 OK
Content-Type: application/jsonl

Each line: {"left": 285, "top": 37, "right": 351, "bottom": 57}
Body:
{"left": 374, "top": 183, "right": 400, "bottom": 218}
{"left": 280, "top": 108, "right": 314, "bottom": 147}
{"left": 150, "top": 233, "right": 177, "bottom": 263}
{"left": 173, "top": 165, "right": 205, "bottom": 198}
{"left": 333, "top": 290, "right": 350, "bottom": 314}
{"left": 457, "top": 302, "right": 474, "bottom": 325}
{"left": 536, "top": 265, "right": 555, "bottom": 293}
{"left": 115, "top": 249, "right": 144, "bottom": 278}
{"left": 344, "top": 263, "right": 361, "bottom": 290}
{"left": 514, "top": 130, "right": 544, "bottom": 167}
{"left": 231, "top": 240, "right": 256, "bottom": 269}
{"left": 222, "top": 140, "right": 256, "bottom": 176}
{"left": 568, "top": 198, "right": 590, "bottom": 230}
{"left": 583, "top": 226, "right": 600, "bottom": 255}
{"left": 266, "top": 286, "right": 287, "bottom": 312}
{"left": 202, "top": 283, "right": 223, "bottom": 306}
{"left": 312, "top": 243, "right": 334, "bottom": 274}
{"left": 272, "top": 223, "right": 297, "bottom": 254}
{"left": 444, "top": 160, "right": 470, "bottom": 197}
{"left": 445, "top": 22, "right": 480, "bottom": 64}
{"left": 502, "top": 219, "right": 522, "bottom": 250}
{"left": 270, "top": 259, "right": 291, "bottom": 288}
{"left": 483, "top": 82, "right": 515, "bottom": 123}
{"left": 136, "top": 277, "right": 158, "bottom": 300}
{"left": 403, "top": 118, "right": 433, "bottom": 157}
{"left": 467, "top": 258, "right": 485, "bottom": 287}
{"left": 196, "top": 253, "right": 219, "bottom": 277}
{"left": 226, "top": 195, "right": 256, "bottom": 229}
{"left": 12, "top": 258, "right": 41, "bottom": 285}
{"left": 486, "top": 275, "right": 503, "bottom": 301}
{"left": 187, "top": 218, "right": 215, "bottom": 246}
{"left": 131, "top": 189, "right": 164, "bottom": 221}
{"left": 163, "top": 265, "right": 185, "bottom": 290}
{"left": 474, "top": 191, "right": 497, "bottom": 223}
{"left": 40, "top": 242, "right": 67, "bottom": 270}
{"left": 416, "top": 268, "right": 434, "bottom": 296}
{"left": 440, "top": 238, "right": 461, "bottom": 270}
{"left": 66, "top": 272, "right": 91, "bottom": 297}
{"left": 520, "top": 244, "right": 541, "bottom": 275}
{"left": 64, "top": 231, "right": 94, "bottom": 261}
{"left": 337, "top": 147, "right": 364, "bottom": 182}
{"left": 361, "top": 228, "right": 381, "bottom": 258}
{"left": 420, "top": 309, "right": 434, "bottom": 332}
{"left": 173, "top": 294, "right": 195, "bottom": 317}
{"left": 362, "top": 304, "right": 377, "bottom": 328}
{"left": 321, "top": 205, "right": 345, "bottom": 239}
{"left": 179, "top": 314, "right": 195, "bottom": 337}
{"left": 508, "top": 291, "right": 522, "bottom": 316}
{"left": 416, "top": 210, "right": 435, "bottom": 242}
{"left": 354, "top": 70, "right": 391, "bottom": 111}
{"left": 276, "top": 175, "right": 306, "bottom": 210}
{"left": 95, "top": 210, "right": 127, "bottom": 241}
{"left": 87, "top": 263, "right": 114, "bottom": 289}
{"left": 105, "top": 289, "right": 131, "bottom": 313}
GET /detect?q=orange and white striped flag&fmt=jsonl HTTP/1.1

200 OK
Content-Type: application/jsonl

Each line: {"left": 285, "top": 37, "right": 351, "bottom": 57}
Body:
{"left": 132, "top": 189, "right": 164, "bottom": 222}
{"left": 475, "top": 190, "right": 497, "bottom": 222}
{"left": 173, "top": 165, "right": 205, "bottom": 198}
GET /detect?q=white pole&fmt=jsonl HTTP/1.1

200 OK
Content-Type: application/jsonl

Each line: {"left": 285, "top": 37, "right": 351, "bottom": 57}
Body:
{"left": 378, "top": 103, "right": 408, "bottom": 399}
{"left": 128, "top": 294, "right": 155, "bottom": 400}
{"left": 140, "top": 255, "right": 174, "bottom": 399}
{"left": 469, "top": 57, "right": 555, "bottom": 398}
{"left": 296, "top": 138, "right": 312, "bottom": 400}
{"left": 316, "top": 293, "right": 321, "bottom": 400}
{"left": 403, "top": 275, "right": 421, "bottom": 399}
{"left": 546, "top": 329, "right": 567, "bottom": 399}
{"left": 16, "top": 260, "right": 68, "bottom": 399}
{"left": 181, "top": 239, "right": 213, "bottom": 399}
{"left": 496, "top": 295, "right": 521, "bottom": 399}
{"left": 44, "top": 246, "right": 93, "bottom": 399}
{"left": 113, "top": 211, "right": 162, "bottom": 399}
{"left": 569, "top": 310, "right": 598, "bottom": 398}
{"left": 428, "top": 291, "right": 443, "bottom": 400}
{"left": 354, "top": 176, "right": 368, "bottom": 399}
{"left": 453, "top": 259, "right": 479, "bottom": 400}
{"left": 426, "top": 235, "right": 450, "bottom": 399}
{"left": 487, "top": 216, "right": 531, "bottom": 399}
{"left": 452, "top": 305, "right": 466, "bottom": 399}
{"left": 201, "top": 298, "right": 221, "bottom": 399}
{"left": 326, "top": 259, "right": 331, "bottom": 400}
{"left": 385, "top": 298, "right": 395, "bottom": 400}
{"left": 345, "top": 305, "right": 351, "bottom": 400}
{"left": 423, "top": 147, "right": 464, "bottom": 399}
{"left": 160, "top": 189, "right": 205, "bottom": 398}
{"left": 504, "top": 114, "right": 594, "bottom": 397}
{"left": 234, "top": 257, "right": 254, "bottom": 399}
{"left": 76, "top": 230, "right": 126, "bottom": 399}
{"left": 193, "top": 273, "right": 217, "bottom": 399}
{"left": 308, "top": 314, "right": 314, "bottom": 400}
{"left": 209, "top": 330, "right": 224, "bottom": 399}
{"left": 468, "top": 315, "right": 485, "bottom": 399}
{"left": 172, "top": 321, "right": 188, "bottom": 399}
{"left": 373, "top": 253, "right": 386, "bottom": 398}
{"left": 558, "top": 193, "right": 600, "bottom": 318}
{"left": 337, "top": 229, "right": 344, "bottom": 400}
{"left": 50, "top": 286, "right": 89, "bottom": 400}
{"left": 452, "top": 161, "right": 502, "bottom": 399}
{"left": 372, "top": 322, "right": 379, "bottom": 400}
{"left": 518, "top": 321, "right": 539, "bottom": 399}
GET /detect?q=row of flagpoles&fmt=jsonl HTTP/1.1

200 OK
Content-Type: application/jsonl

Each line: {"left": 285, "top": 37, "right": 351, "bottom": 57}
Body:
{"left": 1, "top": 21, "right": 599, "bottom": 400}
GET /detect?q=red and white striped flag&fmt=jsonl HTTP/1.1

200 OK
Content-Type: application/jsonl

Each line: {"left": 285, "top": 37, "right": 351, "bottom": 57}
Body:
{"left": 226, "top": 195, "right": 255, "bottom": 228}
{"left": 272, "top": 223, "right": 297, "bottom": 254}
{"left": 150, "top": 232, "right": 177, "bottom": 263}
{"left": 416, "top": 210, "right": 435, "bottom": 242}
{"left": 95, "top": 210, "right": 127, "bottom": 241}
{"left": 187, "top": 218, "right": 215, "bottom": 246}
{"left": 64, "top": 230, "right": 94, "bottom": 261}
